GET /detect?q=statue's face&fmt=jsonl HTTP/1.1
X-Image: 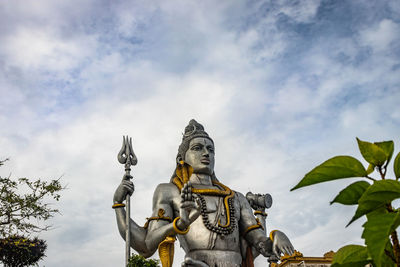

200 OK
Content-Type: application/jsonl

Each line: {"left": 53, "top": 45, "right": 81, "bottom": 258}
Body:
{"left": 184, "top": 137, "right": 215, "bottom": 175}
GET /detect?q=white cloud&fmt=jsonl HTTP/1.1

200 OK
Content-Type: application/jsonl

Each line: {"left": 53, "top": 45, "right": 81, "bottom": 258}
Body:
{"left": 360, "top": 19, "right": 400, "bottom": 53}
{"left": 279, "top": 0, "right": 321, "bottom": 23}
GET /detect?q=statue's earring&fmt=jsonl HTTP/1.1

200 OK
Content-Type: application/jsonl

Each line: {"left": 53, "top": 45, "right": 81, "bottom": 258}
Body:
{"left": 176, "top": 155, "right": 183, "bottom": 164}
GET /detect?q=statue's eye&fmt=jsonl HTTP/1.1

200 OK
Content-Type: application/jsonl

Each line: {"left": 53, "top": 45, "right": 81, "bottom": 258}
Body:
{"left": 207, "top": 146, "right": 214, "bottom": 153}
{"left": 191, "top": 145, "right": 202, "bottom": 151}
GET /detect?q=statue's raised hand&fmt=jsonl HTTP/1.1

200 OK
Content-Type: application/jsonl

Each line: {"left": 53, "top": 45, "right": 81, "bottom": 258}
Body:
{"left": 271, "top": 230, "right": 294, "bottom": 257}
{"left": 176, "top": 182, "right": 201, "bottom": 230}
{"left": 113, "top": 174, "right": 134, "bottom": 203}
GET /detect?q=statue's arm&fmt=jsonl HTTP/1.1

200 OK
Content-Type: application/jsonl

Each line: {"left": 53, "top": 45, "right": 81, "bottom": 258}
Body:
{"left": 113, "top": 176, "right": 152, "bottom": 257}
{"left": 238, "top": 192, "right": 295, "bottom": 258}
{"left": 145, "top": 182, "right": 201, "bottom": 254}
{"left": 144, "top": 183, "right": 178, "bottom": 254}
{"left": 237, "top": 192, "right": 273, "bottom": 256}
{"left": 114, "top": 207, "right": 152, "bottom": 257}
{"left": 251, "top": 212, "right": 267, "bottom": 258}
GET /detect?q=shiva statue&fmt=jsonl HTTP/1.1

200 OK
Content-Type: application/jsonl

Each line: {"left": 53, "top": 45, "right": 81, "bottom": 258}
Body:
{"left": 113, "top": 120, "right": 294, "bottom": 267}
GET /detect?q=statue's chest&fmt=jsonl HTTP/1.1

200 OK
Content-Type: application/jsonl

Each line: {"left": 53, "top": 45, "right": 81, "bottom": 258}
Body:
{"left": 201, "top": 195, "right": 219, "bottom": 213}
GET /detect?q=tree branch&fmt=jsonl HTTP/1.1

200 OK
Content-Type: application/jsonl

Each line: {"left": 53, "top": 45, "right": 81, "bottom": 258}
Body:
{"left": 365, "top": 175, "right": 376, "bottom": 181}
{"left": 390, "top": 230, "right": 400, "bottom": 266}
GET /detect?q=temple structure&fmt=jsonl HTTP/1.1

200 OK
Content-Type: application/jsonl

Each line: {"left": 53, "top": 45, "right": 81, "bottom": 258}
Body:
{"left": 271, "top": 251, "right": 335, "bottom": 267}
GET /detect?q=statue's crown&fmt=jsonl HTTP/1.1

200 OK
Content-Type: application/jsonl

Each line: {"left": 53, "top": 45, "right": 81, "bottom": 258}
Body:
{"left": 182, "top": 119, "right": 212, "bottom": 142}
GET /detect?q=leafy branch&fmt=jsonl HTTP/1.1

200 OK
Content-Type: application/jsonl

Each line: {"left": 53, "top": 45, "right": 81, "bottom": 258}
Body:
{"left": 0, "top": 159, "right": 65, "bottom": 237}
{"left": 291, "top": 138, "right": 400, "bottom": 267}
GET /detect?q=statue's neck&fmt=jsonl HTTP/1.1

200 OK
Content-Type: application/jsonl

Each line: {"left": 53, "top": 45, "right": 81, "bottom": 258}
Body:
{"left": 190, "top": 173, "right": 212, "bottom": 185}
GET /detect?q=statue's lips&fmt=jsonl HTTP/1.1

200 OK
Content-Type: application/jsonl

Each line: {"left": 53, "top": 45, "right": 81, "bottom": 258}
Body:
{"left": 200, "top": 159, "right": 210, "bottom": 164}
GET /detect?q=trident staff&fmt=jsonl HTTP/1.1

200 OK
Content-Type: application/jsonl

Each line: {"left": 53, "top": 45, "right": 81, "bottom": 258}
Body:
{"left": 117, "top": 136, "right": 137, "bottom": 266}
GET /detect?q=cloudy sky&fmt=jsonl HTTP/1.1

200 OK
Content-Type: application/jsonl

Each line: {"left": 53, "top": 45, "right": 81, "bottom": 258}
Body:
{"left": 1, "top": 0, "right": 400, "bottom": 266}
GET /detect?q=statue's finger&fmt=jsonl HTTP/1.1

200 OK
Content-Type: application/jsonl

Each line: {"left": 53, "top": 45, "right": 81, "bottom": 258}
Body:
{"left": 181, "top": 202, "right": 196, "bottom": 209}
{"left": 123, "top": 184, "right": 134, "bottom": 191}
{"left": 194, "top": 197, "right": 201, "bottom": 209}
{"left": 122, "top": 181, "right": 133, "bottom": 188}
{"left": 123, "top": 185, "right": 134, "bottom": 195}
{"left": 122, "top": 180, "right": 134, "bottom": 188}
{"left": 272, "top": 245, "right": 279, "bottom": 257}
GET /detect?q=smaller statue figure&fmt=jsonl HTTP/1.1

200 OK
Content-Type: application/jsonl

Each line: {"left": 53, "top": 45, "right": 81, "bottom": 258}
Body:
{"left": 113, "top": 120, "right": 294, "bottom": 267}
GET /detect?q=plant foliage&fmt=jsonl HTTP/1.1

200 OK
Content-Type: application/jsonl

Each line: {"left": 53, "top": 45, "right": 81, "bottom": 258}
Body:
{"left": 0, "top": 159, "right": 64, "bottom": 236}
{"left": 291, "top": 138, "right": 400, "bottom": 267}
{"left": 127, "top": 254, "right": 160, "bottom": 267}
{"left": 0, "top": 158, "right": 64, "bottom": 267}
{"left": 0, "top": 235, "right": 46, "bottom": 267}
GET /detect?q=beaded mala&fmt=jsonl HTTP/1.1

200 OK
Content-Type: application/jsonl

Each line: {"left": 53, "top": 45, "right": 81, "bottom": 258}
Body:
{"left": 190, "top": 180, "right": 236, "bottom": 236}
{"left": 197, "top": 193, "right": 236, "bottom": 236}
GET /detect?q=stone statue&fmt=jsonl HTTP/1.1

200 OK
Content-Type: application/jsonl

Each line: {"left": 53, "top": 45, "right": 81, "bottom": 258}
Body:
{"left": 113, "top": 120, "right": 294, "bottom": 267}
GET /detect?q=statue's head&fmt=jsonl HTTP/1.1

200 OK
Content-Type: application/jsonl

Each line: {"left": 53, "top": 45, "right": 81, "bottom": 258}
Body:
{"left": 176, "top": 119, "right": 215, "bottom": 175}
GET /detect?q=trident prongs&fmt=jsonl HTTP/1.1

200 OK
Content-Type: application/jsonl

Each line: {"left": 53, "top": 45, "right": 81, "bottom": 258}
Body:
{"left": 118, "top": 136, "right": 138, "bottom": 167}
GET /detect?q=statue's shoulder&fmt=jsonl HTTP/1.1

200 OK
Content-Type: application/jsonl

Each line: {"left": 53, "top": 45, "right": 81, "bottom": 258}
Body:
{"left": 155, "top": 182, "right": 179, "bottom": 191}
{"left": 233, "top": 190, "right": 249, "bottom": 205}
{"left": 233, "top": 190, "right": 245, "bottom": 198}
{"left": 153, "top": 182, "right": 180, "bottom": 200}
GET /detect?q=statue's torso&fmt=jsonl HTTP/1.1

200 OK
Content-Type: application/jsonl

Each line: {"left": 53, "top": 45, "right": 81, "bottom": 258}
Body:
{"left": 150, "top": 181, "right": 258, "bottom": 266}
{"left": 174, "top": 192, "right": 242, "bottom": 254}
{"left": 153, "top": 182, "right": 242, "bottom": 250}
{"left": 173, "top": 183, "right": 242, "bottom": 266}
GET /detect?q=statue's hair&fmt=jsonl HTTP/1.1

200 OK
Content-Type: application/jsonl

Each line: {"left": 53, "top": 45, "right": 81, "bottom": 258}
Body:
{"left": 170, "top": 119, "right": 218, "bottom": 182}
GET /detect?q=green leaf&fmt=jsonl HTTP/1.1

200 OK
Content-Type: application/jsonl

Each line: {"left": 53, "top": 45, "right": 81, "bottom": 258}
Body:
{"left": 348, "top": 180, "right": 400, "bottom": 225}
{"left": 331, "top": 245, "right": 371, "bottom": 267}
{"left": 331, "top": 181, "right": 370, "bottom": 205}
{"left": 357, "top": 138, "right": 387, "bottom": 167}
{"left": 366, "top": 164, "right": 375, "bottom": 175}
{"left": 374, "top": 141, "right": 394, "bottom": 165}
{"left": 394, "top": 152, "right": 400, "bottom": 180}
{"left": 291, "top": 156, "right": 367, "bottom": 191}
{"left": 362, "top": 212, "right": 400, "bottom": 267}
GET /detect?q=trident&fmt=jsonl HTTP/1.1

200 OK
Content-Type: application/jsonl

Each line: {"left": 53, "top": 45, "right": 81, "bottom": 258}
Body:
{"left": 117, "top": 136, "right": 137, "bottom": 266}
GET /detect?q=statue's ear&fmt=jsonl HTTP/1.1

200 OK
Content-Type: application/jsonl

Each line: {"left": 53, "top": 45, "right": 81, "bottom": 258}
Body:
{"left": 176, "top": 155, "right": 183, "bottom": 164}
